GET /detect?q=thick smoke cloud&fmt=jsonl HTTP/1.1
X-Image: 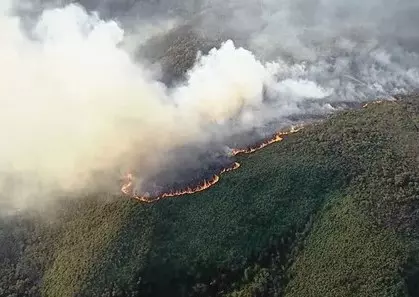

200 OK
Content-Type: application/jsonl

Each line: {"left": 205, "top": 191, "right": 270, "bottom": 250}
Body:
{"left": 1, "top": 0, "right": 419, "bottom": 210}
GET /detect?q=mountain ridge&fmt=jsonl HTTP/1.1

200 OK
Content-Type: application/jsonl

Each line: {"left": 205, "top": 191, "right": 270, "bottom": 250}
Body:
{"left": 1, "top": 96, "right": 418, "bottom": 297}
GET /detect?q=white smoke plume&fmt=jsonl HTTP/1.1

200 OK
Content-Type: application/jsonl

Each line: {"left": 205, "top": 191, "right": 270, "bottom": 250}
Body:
{"left": 1, "top": 0, "right": 419, "bottom": 210}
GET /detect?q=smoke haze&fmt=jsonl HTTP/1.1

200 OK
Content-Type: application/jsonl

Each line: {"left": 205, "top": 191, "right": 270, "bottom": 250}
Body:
{"left": 1, "top": 0, "right": 419, "bottom": 210}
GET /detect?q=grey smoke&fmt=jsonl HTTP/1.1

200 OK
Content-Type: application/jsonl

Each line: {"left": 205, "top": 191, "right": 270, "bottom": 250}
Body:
{"left": 71, "top": 0, "right": 419, "bottom": 101}
{"left": 1, "top": 0, "right": 419, "bottom": 209}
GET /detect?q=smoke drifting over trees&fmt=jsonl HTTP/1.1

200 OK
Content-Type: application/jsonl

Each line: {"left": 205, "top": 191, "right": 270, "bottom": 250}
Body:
{"left": 1, "top": 0, "right": 419, "bottom": 210}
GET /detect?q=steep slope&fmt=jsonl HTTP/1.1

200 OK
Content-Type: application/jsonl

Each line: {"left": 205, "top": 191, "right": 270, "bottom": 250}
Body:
{"left": 0, "top": 96, "right": 418, "bottom": 297}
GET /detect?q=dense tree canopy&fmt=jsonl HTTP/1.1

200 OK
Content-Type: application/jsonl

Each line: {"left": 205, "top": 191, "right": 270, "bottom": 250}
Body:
{"left": 0, "top": 96, "right": 418, "bottom": 297}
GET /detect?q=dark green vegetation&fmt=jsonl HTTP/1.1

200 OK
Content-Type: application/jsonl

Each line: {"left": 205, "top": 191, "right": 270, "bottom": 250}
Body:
{"left": 1, "top": 96, "right": 419, "bottom": 297}
{"left": 138, "top": 23, "right": 223, "bottom": 85}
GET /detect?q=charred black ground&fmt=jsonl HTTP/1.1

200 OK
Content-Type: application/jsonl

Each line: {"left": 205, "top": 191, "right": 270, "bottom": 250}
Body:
{"left": 1, "top": 95, "right": 419, "bottom": 297}
{"left": 2, "top": 1, "right": 419, "bottom": 296}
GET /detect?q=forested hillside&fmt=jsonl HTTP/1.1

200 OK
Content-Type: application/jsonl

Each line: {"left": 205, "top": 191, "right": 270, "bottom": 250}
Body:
{"left": 1, "top": 95, "right": 418, "bottom": 297}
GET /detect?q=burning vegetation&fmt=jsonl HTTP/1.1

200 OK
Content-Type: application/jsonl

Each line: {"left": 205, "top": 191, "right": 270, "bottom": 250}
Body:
{"left": 121, "top": 162, "right": 241, "bottom": 203}
{"left": 231, "top": 133, "right": 287, "bottom": 156}
{"left": 119, "top": 100, "right": 384, "bottom": 203}
{"left": 121, "top": 127, "right": 303, "bottom": 202}
{"left": 362, "top": 100, "right": 385, "bottom": 108}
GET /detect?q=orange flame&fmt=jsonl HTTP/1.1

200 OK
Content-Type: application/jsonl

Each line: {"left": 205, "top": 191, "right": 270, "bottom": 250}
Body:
{"left": 121, "top": 126, "right": 302, "bottom": 203}
{"left": 231, "top": 133, "right": 285, "bottom": 156}
{"left": 121, "top": 173, "right": 134, "bottom": 196}
{"left": 231, "top": 126, "right": 303, "bottom": 156}
{"left": 138, "top": 175, "right": 219, "bottom": 203}
{"left": 362, "top": 100, "right": 383, "bottom": 108}
{"left": 220, "top": 161, "right": 241, "bottom": 173}
{"left": 121, "top": 162, "right": 241, "bottom": 203}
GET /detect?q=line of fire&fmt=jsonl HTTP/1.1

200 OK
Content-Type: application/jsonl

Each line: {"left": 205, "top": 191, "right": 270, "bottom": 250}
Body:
{"left": 121, "top": 128, "right": 302, "bottom": 203}
{"left": 121, "top": 98, "right": 386, "bottom": 203}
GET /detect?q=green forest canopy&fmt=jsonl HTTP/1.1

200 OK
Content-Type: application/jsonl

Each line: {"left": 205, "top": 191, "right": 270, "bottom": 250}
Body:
{"left": 0, "top": 95, "right": 418, "bottom": 297}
